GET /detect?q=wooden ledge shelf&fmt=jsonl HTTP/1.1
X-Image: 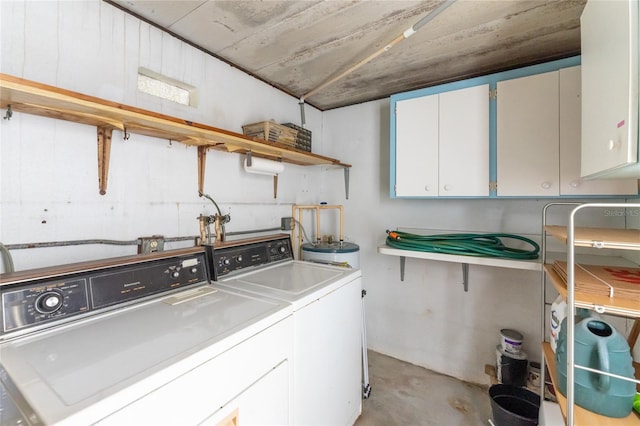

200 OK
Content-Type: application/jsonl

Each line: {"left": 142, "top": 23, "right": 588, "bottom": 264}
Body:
{"left": 544, "top": 264, "right": 640, "bottom": 318}
{"left": 545, "top": 226, "right": 640, "bottom": 250}
{"left": 0, "top": 73, "right": 351, "bottom": 195}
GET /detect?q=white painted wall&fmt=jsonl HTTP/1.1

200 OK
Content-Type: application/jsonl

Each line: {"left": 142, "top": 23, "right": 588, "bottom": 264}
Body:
{"left": 0, "top": 0, "right": 637, "bottom": 386}
{"left": 0, "top": 1, "right": 334, "bottom": 269}
{"left": 322, "top": 101, "right": 635, "bottom": 384}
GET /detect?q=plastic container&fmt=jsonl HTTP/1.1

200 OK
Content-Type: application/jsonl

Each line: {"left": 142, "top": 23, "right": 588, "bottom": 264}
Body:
{"left": 556, "top": 317, "right": 636, "bottom": 417}
{"left": 496, "top": 345, "right": 528, "bottom": 387}
{"left": 489, "top": 384, "right": 540, "bottom": 426}
{"left": 500, "top": 328, "right": 524, "bottom": 354}
{"left": 549, "top": 295, "right": 566, "bottom": 352}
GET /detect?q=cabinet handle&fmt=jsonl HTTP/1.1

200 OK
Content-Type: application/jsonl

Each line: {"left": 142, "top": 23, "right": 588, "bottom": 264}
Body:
{"left": 570, "top": 180, "right": 581, "bottom": 188}
{"left": 608, "top": 139, "right": 621, "bottom": 151}
{"left": 541, "top": 181, "right": 552, "bottom": 190}
{"left": 443, "top": 184, "right": 451, "bottom": 191}
{"left": 425, "top": 185, "right": 431, "bottom": 192}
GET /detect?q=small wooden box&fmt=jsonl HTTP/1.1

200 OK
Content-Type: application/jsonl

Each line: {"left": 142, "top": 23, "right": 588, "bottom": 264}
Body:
{"left": 242, "top": 121, "right": 298, "bottom": 146}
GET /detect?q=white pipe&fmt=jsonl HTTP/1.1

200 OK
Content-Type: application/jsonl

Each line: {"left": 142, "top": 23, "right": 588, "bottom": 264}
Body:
{"left": 300, "top": 0, "right": 456, "bottom": 104}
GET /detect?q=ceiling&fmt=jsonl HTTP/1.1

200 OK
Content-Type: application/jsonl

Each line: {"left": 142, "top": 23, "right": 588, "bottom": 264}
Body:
{"left": 106, "top": 0, "right": 587, "bottom": 111}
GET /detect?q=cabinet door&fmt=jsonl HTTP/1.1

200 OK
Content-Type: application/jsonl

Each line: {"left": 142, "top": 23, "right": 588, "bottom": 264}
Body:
{"left": 559, "top": 66, "right": 639, "bottom": 195}
{"left": 439, "top": 84, "right": 489, "bottom": 196}
{"left": 395, "top": 95, "right": 439, "bottom": 196}
{"left": 497, "top": 71, "right": 560, "bottom": 196}
{"left": 580, "top": 0, "right": 639, "bottom": 177}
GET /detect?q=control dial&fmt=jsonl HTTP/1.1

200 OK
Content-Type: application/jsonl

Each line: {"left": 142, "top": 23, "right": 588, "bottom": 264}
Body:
{"left": 35, "top": 290, "right": 64, "bottom": 314}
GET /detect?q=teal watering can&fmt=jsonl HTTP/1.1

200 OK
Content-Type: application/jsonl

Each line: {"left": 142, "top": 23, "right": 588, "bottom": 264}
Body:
{"left": 556, "top": 317, "right": 636, "bottom": 418}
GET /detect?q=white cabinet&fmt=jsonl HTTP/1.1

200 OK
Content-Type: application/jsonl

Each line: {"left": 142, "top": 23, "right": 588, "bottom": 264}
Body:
{"left": 497, "top": 71, "right": 560, "bottom": 196}
{"left": 395, "top": 84, "right": 489, "bottom": 197}
{"left": 497, "top": 67, "right": 638, "bottom": 196}
{"left": 559, "top": 66, "right": 638, "bottom": 196}
{"left": 580, "top": 0, "right": 639, "bottom": 179}
{"left": 396, "top": 94, "right": 439, "bottom": 196}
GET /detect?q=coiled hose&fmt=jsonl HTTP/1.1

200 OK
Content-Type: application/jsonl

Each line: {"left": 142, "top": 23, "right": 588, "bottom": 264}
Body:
{"left": 385, "top": 230, "right": 539, "bottom": 260}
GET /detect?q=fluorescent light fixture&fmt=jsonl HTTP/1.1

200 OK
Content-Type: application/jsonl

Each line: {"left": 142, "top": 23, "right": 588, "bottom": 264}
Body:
{"left": 137, "top": 68, "right": 197, "bottom": 107}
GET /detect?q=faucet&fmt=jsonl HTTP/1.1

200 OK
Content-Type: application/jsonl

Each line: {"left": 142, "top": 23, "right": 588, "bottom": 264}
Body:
{"left": 198, "top": 192, "right": 230, "bottom": 244}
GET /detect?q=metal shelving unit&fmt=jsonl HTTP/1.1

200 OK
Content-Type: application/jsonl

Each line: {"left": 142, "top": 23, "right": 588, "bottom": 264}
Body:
{"left": 541, "top": 202, "right": 640, "bottom": 425}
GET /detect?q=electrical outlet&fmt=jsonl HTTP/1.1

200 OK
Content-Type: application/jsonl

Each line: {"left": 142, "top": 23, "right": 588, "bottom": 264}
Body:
{"left": 281, "top": 217, "right": 294, "bottom": 231}
{"left": 138, "top": 236, "right": 165, "bottom": 254}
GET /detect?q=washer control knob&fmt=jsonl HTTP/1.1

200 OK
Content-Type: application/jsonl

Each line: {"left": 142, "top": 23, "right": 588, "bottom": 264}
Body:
{"left": 278, "top": 246, "right": 286, "bottom": 253}
{"left": 171, "top": 271, "right": 180, "bottom": 279}
{"left": 190, "top": 267, "right": 198, "bottom": 274}
{"left": 236, "top": 255, "right": 243, "bottom": 263}
{"left": 35, "top": 290, "right": 64, "bottom": 314}
{"left": 223, "top": 258, "right": 230, "bottom": 266}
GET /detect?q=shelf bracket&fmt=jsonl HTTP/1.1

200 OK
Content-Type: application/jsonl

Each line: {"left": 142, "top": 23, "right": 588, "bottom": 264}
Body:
{"left": 197, "top": 146, "right": 207, "bottom": 195}
{"left": 397, "top": 258, "right": 469, "bottom": 290}
{"left": 344, "top": 167, "right": 350, "bottom": 199}
{"left": 461, "top": 263, "right": 469, "bottom": 292}
{"left": 97, "top": 126, "right": 112, "bottom": 195}
{"left": 399, "top": 256, "right": 405, "bottom": 281}
{"left": 3, "top": 104, "right": 12, "bottom": 120}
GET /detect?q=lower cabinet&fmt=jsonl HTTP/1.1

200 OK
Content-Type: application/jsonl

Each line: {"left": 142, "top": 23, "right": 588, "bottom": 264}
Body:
{"left": 97, "top": 317, "right": 293, "bottom": 425}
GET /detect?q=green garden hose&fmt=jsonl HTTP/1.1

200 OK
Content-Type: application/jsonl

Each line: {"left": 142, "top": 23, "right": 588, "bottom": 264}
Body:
{"left": 385, "top": 230, "right": 540, "bottom": 260}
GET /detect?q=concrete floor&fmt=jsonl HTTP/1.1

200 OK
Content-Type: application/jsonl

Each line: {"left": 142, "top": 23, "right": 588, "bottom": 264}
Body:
{"left": 356, "top": 350, "right": 493, "bottom": 426}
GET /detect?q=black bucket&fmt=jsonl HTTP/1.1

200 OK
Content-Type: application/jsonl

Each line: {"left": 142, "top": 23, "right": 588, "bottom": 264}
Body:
{"left": 489, "top": 384, "right": 540, "bottom": 426}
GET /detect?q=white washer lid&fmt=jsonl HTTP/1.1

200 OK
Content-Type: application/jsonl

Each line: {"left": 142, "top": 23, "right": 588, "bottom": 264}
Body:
{"left": 0, "top": 286, "right": 289, "bottom": 424}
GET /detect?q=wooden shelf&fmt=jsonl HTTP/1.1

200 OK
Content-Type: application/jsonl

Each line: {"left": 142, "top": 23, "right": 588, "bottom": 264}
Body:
{"left": 545, "top": 226, "right": 640, "bottom": 250}
{"left": 0, "top": 73, "right": 351, "bottom": 195}
{"left": 542, "top": 342, "right": 640, "bottom": 425}
{"left": 544, "top": 264, "right": 640, "bottom": 318}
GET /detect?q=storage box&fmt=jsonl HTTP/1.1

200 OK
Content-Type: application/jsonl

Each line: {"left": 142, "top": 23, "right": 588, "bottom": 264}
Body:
{"left": 282, "top": 123, "right": 312, "bottom": 152}
{"left": 242, "top": 121, "right": 298, "bottom": 147}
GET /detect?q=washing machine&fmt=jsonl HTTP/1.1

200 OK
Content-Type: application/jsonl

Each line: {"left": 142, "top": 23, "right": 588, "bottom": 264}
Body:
{"left": 207, "top": 234, "right": 363, "bottom": 426}
{"left": 0, "top": 247, "right": 293, "bottom": 425}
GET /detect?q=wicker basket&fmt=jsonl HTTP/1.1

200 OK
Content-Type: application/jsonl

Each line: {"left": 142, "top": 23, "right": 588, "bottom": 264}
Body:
{"left": 282, "top": 123, "right": 312, "bottom": 152}
{"left": 242, "top": 121, "right": 298, "bottom": 146}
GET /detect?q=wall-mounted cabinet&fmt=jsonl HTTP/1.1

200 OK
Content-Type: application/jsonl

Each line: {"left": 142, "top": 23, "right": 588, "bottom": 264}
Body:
{"left": 497, "top": 66, "right": 638, "bottom": 197}
{"left": 580, "top": 0, "right": 639, "bottom": 179}
{"left": 559, "top": 67, "right": 639, "bottom": 195}
{"left": 497, "top": 70, "right": 560, "bottom": 196}
{"left": 389, "top": 57, "right": 639, "bottom": 199}
{"left": 395, "top": 84, "right": 489, "bottom": 197}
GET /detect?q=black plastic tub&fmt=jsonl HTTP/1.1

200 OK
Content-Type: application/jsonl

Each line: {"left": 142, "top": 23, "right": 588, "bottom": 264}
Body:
{"left": 489, "top": 384, "right": 540, "bottom": 426}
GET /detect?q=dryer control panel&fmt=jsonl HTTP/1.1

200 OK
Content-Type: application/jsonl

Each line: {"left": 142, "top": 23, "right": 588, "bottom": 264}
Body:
{"left": 206, "top": 234, "right": 293, "bottom": 280}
